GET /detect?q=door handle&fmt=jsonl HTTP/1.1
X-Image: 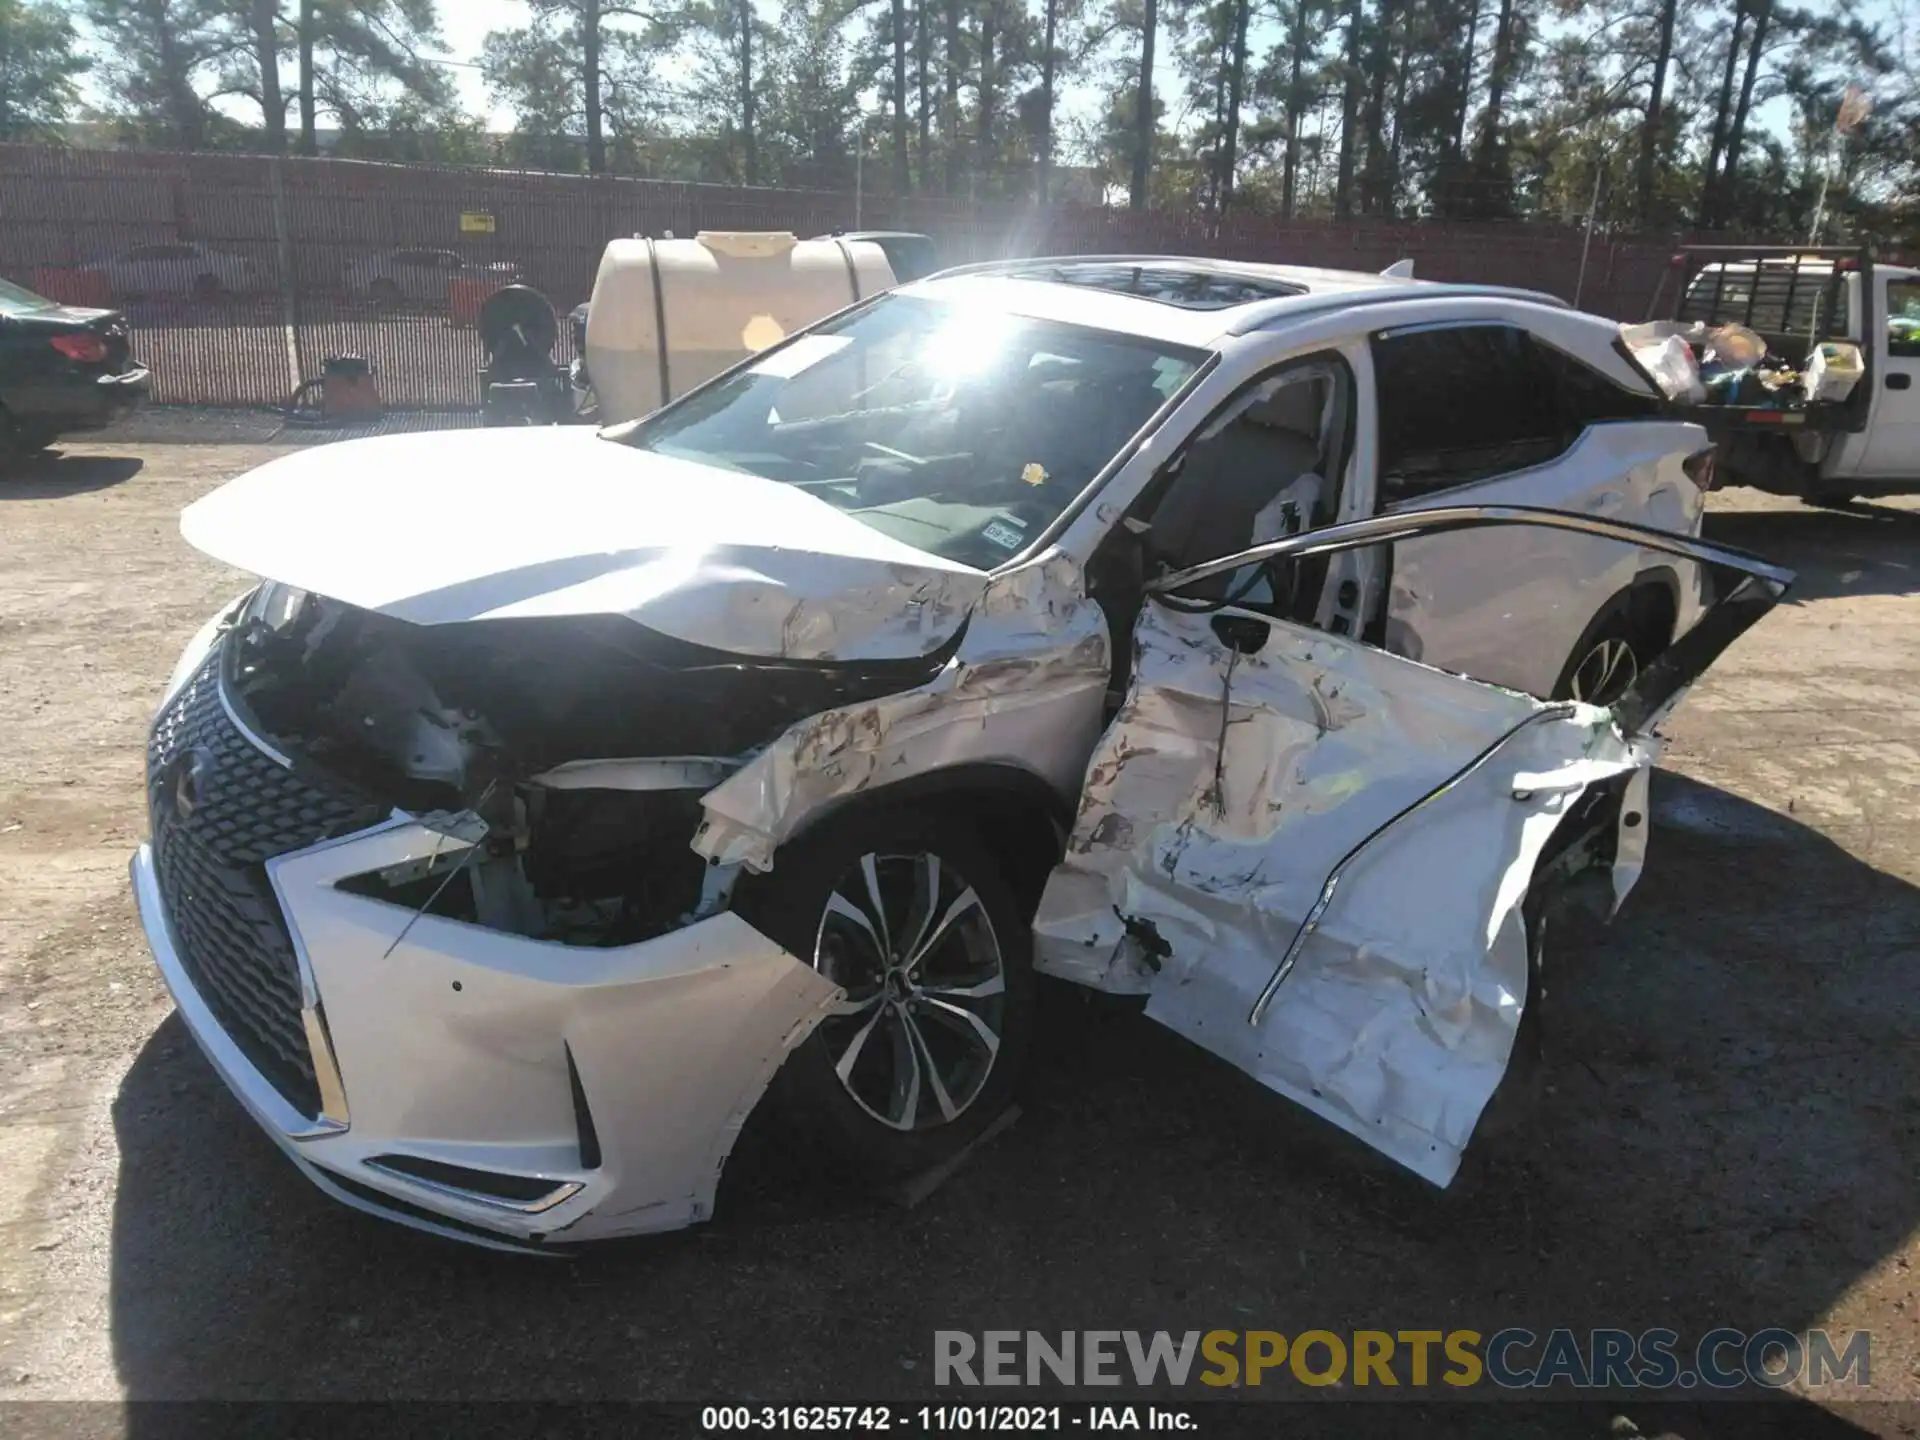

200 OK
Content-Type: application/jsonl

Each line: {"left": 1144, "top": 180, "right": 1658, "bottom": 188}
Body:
{"left": 1211, "top": 614, "right": 1271, "bottom": 655}
{"left": 1889, "top": 373, "right": 1912, "bottom": 390}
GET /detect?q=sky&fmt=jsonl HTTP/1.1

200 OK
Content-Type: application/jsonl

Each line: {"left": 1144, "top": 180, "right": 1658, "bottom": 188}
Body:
{"left": 434, "top": 0, "right": 550, "bottom": 129}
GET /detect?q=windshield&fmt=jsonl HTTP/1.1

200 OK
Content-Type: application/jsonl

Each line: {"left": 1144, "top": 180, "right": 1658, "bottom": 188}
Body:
{"left": 0, "top": 277, "right": 55, "bottom": 315}
{"left": 616, "top": 295, "right": 1206, "bottom": 570}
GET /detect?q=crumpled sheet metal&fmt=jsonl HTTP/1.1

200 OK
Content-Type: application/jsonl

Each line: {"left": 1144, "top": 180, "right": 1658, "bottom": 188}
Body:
{"left": 693, "top": 556, "right": 1111, "bottom": 871}
{"left": 179, "top": 430, "right": 990, "bottom": 663}
{"left": 1032, "top": 601, "right": 1643, "bottom": 1186}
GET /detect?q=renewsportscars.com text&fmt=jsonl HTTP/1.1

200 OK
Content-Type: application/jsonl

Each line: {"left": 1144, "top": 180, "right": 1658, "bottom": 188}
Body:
{"left": 933, "top": 1328, "right": 1873, "bottom": 1391}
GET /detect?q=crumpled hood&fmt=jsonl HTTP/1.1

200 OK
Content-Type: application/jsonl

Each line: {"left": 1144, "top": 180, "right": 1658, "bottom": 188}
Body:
{"left": 180, "top": 427, "right": 988, "bottom": 662}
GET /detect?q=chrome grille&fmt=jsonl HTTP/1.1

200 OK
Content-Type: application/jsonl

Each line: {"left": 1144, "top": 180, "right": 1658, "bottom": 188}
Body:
{"left": 147, "top": 650, "right": 382, "bottom": 1116}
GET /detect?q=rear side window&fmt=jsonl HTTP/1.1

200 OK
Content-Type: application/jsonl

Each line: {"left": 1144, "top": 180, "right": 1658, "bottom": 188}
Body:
{"left": 1372, "top": 325, "right": 1559, "bottom": 500}
{"left": 1372, "top": 324, "right": 1659, "bottom": 502}
{"left": 1543, "top": 342, "right": 1662, "bottom": 426}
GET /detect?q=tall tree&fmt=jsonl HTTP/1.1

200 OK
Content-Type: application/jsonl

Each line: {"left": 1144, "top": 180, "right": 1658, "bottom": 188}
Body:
{"left": 484, "top": 0, "right": 670, "bottom": 173}
{"left": 1259, "top": 0, "right": 1326, "bottom": 217}
{"left": 1034, "top": 0, "right": 1061, "bottom": 198}
{"left": 0, "top": 0, "right": 89, "bottom": 140}
{"left": 1332, "top": 0, "right": 1361, "bottom": 216}
{"left": 244, "top": 0, "right": 287, "bottom": 149}
{"left": 83, "top": 0, "right": 229, "bottom": 148}
{"left": 1718, "top": 0, "right": 1772, "bottom": 210}
{"left": 915, "top": 0, "right": 930, "bottom": 182}
{"left": 1468, "top": 0, "right": 1518, "bottom": 214}
{"left": 1632, "top": 0, "right": 1677, "bottom": 221}
{"left": 889, "top": 0, "right": 908, "bottom": 187}
{"left": 1700, "top": 0, "right": 1748, "bottom": 223}
{"left": 767, "top": 0, "right": 857, "bottom": 185}
{"left": 1358, "top": 0, "right": 1398, "bottom": 214}
{"left": 1216, "top": 0, "right": 1250, "bottom": 212}
{"left": 1130, "top": 0, "right": 1159, "bottom": 207}
{"left": 942, "top": 0, "right": 963, "bottom": 189}
{"left": 976, "top": 0, "right": 998, "bottom": 188}
{"left": 296, "top": 0, "right": 315, "bottom": 151}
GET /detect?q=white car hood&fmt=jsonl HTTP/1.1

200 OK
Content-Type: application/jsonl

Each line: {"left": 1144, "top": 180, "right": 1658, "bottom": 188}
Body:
{"left": 180, "top": 427, "right": 988, "bottom": 662}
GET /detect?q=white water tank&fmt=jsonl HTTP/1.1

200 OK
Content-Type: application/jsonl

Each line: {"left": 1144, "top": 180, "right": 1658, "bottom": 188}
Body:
{"left": 584, "top": 231, "right": 896, "bottom": 424}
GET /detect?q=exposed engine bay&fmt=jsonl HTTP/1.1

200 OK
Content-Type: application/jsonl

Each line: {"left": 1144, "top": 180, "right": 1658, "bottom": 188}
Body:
{"left": 224, "top": 582, "right": 956, "bottom": 947}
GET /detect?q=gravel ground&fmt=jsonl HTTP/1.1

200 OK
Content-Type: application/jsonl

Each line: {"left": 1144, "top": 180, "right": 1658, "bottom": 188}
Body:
{"left": 0, "top": 439, "right": 1915, "bottom": 1437}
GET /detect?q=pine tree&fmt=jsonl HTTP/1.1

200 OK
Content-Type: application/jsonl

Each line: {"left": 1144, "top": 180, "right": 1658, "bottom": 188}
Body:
{"left": 0, "top": 0, "right": 90, "bottom": 140}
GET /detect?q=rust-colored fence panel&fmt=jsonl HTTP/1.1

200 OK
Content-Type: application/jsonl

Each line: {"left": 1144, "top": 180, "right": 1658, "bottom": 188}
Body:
{"left": 0, "top": 143, "right": 1700, "bottom": 410}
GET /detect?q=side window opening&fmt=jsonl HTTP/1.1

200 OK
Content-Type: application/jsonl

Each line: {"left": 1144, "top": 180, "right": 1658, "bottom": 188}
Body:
{"left": 1540, "top": 342, "right": 1663, "bottom": 428}
{"left": 1152, "top": 366, "right": 1351, "bottom": 576}
{"left": 1139, "top": 355, "right": 1353, "bottom": 614}
{"left": 1084, "top": 355, "right": 1355, "bottom": 710}
{"left": 1888, "top": 280, "right": 1920, "bottom": 359}
{"left": 1372, "top": 324, "right": 1659, "bottom": 504}
{"left": 1372, "top": 324, "right": 1561, "bottom": 501}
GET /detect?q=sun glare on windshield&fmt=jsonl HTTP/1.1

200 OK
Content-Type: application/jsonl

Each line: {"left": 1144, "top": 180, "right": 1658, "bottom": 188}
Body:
{"left": 624, "top": 295, "right": 1206, "bottom": 572}
{"left": 920, "top": 312, "right": 1016, "bottom": 379}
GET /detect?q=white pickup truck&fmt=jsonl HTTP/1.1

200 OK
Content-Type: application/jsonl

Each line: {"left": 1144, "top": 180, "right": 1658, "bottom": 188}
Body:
{"left": 1650, "top": 245, "right": 1920, "bottom": 504}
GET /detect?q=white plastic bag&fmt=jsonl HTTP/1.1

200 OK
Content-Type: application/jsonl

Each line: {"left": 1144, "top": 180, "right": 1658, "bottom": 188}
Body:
{"left": 1620, "top": 323, "right": 1706, "bottom": 404}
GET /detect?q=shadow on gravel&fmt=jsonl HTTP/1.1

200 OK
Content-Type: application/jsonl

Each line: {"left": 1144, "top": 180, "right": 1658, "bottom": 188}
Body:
{"left": 0, "top": 453, "right": 143, "bottom": 497}
{"left": 1705, "top": 500, "right": 1920, "bottom": 603}
{"left": 107, "top": 774, "right": 1915, "bottom": 1436}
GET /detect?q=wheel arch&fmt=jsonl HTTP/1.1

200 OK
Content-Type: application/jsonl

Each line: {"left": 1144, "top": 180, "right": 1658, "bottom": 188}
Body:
{"left": 774, "top": 763, "right": 1074, "bottom": 921}
{"left": 1623, "top": 565, "right": 1681, "bottom": 650}
{"left": 1553, "top": 569, "right": 1681, "bottom": 702}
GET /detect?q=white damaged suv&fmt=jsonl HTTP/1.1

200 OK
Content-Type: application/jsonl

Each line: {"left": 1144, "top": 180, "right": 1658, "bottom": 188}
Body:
{"left": 134, "top": 258, "right": 1790, "bottom": 1250}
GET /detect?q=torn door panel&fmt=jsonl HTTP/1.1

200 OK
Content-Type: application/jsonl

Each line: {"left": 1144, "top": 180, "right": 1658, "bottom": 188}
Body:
{"left": 1035, "top": 504, "right": 1793, "bottom": 1189}
{"left": 693, "top": 555, "right": 1110, "bottom": 872}
{"left": 1034, "top": 599, "right": 1642, "bottom": 1184}
{"left": 1033, "top": 600, "right": 1619, "bottom": 985}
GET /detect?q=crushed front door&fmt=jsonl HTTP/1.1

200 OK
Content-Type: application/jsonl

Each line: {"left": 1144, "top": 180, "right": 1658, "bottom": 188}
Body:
{"left": 1034, "top": 506, "right": 1792, "bottom": 1187}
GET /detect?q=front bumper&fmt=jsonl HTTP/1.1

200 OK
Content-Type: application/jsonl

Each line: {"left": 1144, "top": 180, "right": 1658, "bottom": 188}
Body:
{"left": 134, "top": 825, "right": 837, "bottom": 1248}
{"left": 132, "top": 646, "right": 837, "bottom": 1250}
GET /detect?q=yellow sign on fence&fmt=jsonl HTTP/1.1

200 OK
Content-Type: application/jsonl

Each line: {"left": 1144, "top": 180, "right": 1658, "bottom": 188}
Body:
{"left": 459, "top": 212, "right": 496, "bottom": 235}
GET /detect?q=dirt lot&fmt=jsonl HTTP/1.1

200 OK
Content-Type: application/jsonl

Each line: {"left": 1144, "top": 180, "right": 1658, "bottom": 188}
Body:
{"left": 0, "top": 441, "right": 1915, "bottom": 1432}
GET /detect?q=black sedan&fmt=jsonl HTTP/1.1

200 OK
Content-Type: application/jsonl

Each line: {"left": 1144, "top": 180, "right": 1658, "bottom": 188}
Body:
{"left": 0, "top": 276, "right": 149, "bottom": 460}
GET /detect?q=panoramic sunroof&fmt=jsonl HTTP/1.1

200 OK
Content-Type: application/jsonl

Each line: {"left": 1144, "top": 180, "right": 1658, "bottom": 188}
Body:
{"left": 1003, "top": 263, "right": 1307, "bottom": 311}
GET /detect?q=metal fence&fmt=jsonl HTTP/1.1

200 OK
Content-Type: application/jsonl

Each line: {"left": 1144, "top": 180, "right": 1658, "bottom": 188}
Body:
{"left": 0, "top": 143, "right": 1698, "bottom": 411}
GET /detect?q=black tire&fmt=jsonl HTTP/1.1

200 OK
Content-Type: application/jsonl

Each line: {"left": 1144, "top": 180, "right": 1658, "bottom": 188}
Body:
{"left": 1553, "top": 606, "right": 1648, "bottom": 706}
{"left": 11, "top": 423, "right": 60, "bottom": 455}
{"left": 737, "top": 809, "right": 1036, "bottom": 1186}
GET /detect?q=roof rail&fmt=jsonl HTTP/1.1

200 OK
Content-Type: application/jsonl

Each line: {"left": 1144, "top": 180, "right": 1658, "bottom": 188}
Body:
{"left": 1223, "top": 281, "right": 1572, "bottom": 335}
{"left": 921, "top": 254, "right": 1278, "bottom": 282}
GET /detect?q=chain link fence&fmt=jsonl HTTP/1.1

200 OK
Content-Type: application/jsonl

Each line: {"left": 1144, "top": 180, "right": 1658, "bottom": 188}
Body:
{"left": 0, "top": 143, "right": 1695, "bottom": 411}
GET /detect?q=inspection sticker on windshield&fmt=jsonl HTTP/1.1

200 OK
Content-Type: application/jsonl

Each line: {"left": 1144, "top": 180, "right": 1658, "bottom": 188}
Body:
{"left": 746, "top": 334, "right": 852, "bottom": 378}
{"left": 982, "top": 518, "right": 1027, "bottom": 552}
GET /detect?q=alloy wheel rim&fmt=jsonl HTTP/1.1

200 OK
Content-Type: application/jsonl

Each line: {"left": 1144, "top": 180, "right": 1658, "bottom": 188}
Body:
{"left": 1569, "top": 637, "right": 1639, "bottom": 705}
{"left": 810, "top": 851, "right": 1006, "bottom": 1132}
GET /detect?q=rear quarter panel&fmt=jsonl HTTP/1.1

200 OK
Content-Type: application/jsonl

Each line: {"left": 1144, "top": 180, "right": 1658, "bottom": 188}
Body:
{"left": 1383, "top": 421, "right": 1705, "bottom": 697}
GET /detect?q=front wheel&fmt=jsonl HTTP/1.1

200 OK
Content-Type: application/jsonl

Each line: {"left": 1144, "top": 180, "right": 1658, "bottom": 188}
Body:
{"left": 739, "top": 812, "right": 1035, "bottom": 1185}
